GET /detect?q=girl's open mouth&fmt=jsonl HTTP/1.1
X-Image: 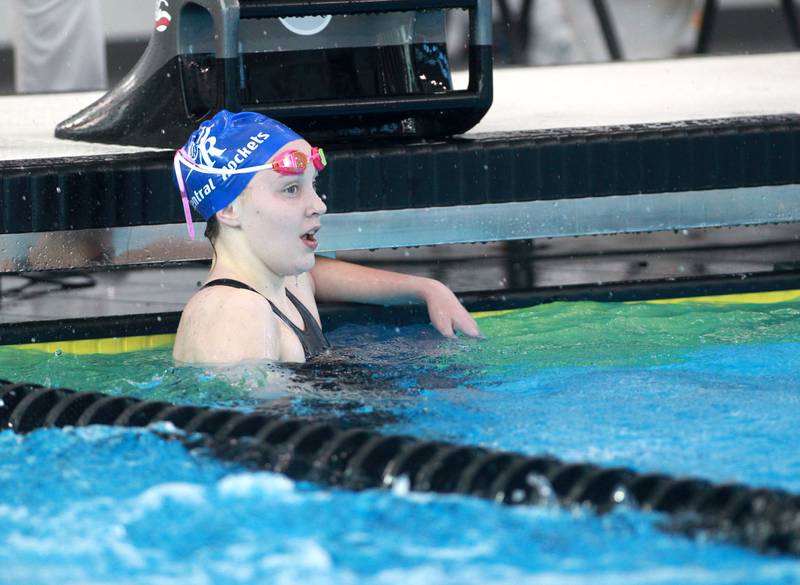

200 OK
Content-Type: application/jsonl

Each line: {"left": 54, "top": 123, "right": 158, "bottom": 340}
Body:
{"left": 301, "top": 227, "right": 319, "bottom": 249}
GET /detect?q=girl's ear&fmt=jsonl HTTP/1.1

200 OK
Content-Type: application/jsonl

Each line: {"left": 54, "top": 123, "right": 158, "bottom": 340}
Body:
{"left": 215, "top": 199, "right": 242, "bottom": 228}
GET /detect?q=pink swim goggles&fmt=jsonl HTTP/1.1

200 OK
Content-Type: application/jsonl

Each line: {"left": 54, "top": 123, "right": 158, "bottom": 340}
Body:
{"left": 269, "top": 147, "right": 327, "bottom": 175}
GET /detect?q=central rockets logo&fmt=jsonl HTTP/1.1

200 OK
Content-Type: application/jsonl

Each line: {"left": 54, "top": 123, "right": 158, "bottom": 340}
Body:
{"left": 190, "top": 126, "right": 226, "bottom": 168}
{"left": 155, "top": 0, "right": 171, "bottom": 32}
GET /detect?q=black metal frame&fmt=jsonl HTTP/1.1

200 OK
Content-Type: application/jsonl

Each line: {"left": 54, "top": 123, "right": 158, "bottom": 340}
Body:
{"left": 696, "top": 0, "right": 800, "bottom": 53}
{"left": 493, "top": 0, "right": 622, "bottom": 64}
{"left": 495, "top": 0, "right": 800, "bottom": 64}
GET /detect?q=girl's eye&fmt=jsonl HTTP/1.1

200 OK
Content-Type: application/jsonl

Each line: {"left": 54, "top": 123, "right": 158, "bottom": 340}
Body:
{"left": 284, "top": 184, "right": 299, "bottom": 195}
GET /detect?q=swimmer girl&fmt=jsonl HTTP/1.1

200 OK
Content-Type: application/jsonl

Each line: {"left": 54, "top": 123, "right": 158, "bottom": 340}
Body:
{"left": 172, "top": 111, "right": 481, "bottom": 364}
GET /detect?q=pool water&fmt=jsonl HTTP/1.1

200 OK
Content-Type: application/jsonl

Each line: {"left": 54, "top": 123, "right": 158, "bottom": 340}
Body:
{"left": 2, "top": 299, "right": 800, "bottom": 584}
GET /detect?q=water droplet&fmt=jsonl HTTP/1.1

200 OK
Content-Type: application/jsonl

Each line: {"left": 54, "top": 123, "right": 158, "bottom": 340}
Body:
{"left": 389, "top": 475, "right": 410, "bottom": 495}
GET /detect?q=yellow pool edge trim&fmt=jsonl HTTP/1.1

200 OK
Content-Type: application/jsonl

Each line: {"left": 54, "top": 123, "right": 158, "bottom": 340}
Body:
{"left": 471, "top": 289, "right": 800, "bottom": 318}
{"left": 472, "top": 309, "right": 517, "bottom": 319}
{"left": 11, "top": 334, "right": 176, "bottom": 355}
{"left": 636, "top": 289, "right": 800, "bottom": 305}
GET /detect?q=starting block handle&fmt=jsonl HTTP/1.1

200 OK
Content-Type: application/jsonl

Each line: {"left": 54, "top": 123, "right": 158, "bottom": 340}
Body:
{"left": 227, "top": 0, "right": 492, "bottom": 117}
{"left": 239, "top": 0, "right": 491, "bottom": 45}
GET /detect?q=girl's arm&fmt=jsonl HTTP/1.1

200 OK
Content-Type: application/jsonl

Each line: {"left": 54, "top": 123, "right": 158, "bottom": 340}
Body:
{"left": 310, "top": 256, "right": 481, "bottom": 338}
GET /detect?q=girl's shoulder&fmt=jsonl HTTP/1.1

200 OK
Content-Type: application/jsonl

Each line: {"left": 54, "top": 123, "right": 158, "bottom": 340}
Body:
{"left": 173, "top": 286, "right": 280, "bottom": 363}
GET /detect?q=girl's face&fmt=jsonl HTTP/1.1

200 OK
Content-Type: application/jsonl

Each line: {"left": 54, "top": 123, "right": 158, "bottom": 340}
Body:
{"left": 237, "top": 139, "right": 327, "bottom": 276}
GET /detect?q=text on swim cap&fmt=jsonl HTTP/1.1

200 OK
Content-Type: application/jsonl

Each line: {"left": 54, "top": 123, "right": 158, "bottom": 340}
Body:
{"left": 190, "top": 178, "right": 216, "bottom": 208}
{"left": 189, "top": 131, "right": 271, "bottom": 209}
{"left": 220, "top": 132, "right": 271, "bottom": 181}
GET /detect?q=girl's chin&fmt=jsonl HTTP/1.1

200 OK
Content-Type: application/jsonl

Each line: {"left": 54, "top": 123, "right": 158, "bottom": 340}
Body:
{"left": 298, "top": 257, "right": 316, "bottom": 273}
{"left": 274, "top": 256, "right": 315, "bottom": 277}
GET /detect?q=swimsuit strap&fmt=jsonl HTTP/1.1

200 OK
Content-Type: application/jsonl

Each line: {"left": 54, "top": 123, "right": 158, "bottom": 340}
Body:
{"left": 203, "top": 279, "right": 309, "bottom": 334}
{"left": 202, "top": 278, "right": 330, "bottom": 359}
{"left": 284, "top": 289, "right": 331, "bottom": 356}
{"left": 203, "top": 278, "right": 259, "bottom": 293}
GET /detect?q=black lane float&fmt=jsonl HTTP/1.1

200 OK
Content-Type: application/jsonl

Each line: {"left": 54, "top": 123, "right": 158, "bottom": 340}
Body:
{"left": 2, "top": 380, "right": 799, "bottom": 557}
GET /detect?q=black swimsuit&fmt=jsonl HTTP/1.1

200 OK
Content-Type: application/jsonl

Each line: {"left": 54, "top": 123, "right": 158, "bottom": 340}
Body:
{"left": 202, "top": 278, "right": 331, "bottom": 360}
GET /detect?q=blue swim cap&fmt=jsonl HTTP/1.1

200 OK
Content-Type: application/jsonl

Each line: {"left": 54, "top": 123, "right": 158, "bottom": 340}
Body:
{"left": 174, "top": 110, "right": 302, "bottom": 222}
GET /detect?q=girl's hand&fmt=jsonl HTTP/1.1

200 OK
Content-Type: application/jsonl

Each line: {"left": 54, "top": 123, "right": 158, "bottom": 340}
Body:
{"left": 421, "top": 279, "right": 482, "bottom": 338}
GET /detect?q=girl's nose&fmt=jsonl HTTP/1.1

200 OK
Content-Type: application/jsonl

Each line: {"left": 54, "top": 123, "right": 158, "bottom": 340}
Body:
{"left": 309, "top": 191, "right": 327, "bottom": 216}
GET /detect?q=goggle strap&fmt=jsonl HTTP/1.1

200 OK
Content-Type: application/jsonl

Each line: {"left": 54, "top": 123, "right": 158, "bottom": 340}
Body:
{"left": 175, "top": 150, "right": 279, "bottom": 176}
{"left": 311, "top": 147, "right": 327, "bottom": 171}
{"left": 173, "top": 150, "right": 196, "bottom": 240}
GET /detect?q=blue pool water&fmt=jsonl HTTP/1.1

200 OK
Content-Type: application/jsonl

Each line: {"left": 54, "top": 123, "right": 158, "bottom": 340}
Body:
{"left": 1, "top": 300, "right": 800, "bottom": 583}
{"left": 385, "top": 341, "right": 800, "bottom": 492}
